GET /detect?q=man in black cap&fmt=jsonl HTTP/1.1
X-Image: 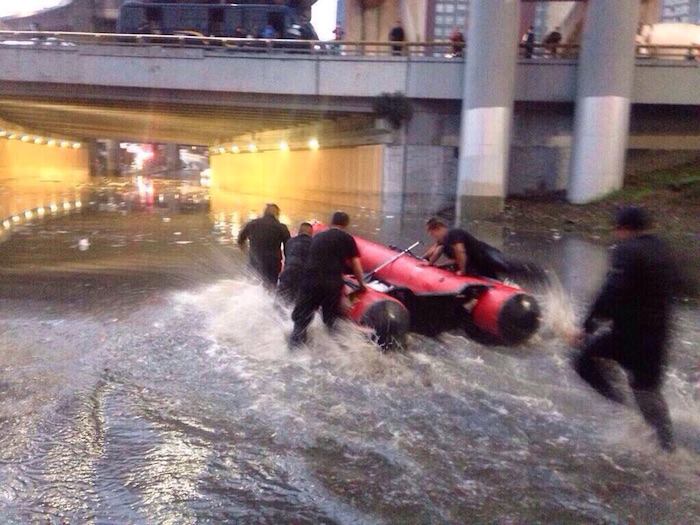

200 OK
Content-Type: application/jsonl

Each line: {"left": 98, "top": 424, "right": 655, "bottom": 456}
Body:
{"left": 570, "top": 206, "right": 676, "bottom": 452}
{"left": 289, "top": 211, "right": 366, "bottom": 346}
{"left": 277, "top": 222, "right": 313, "bottom": 304}
{"left": 237, "top": 203, "right": 290, "bottom": 289}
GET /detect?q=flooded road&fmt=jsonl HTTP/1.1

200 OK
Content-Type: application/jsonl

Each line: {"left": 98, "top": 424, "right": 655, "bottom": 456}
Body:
{"left": 0, "top": 178, "right": 698, "bottom": 523}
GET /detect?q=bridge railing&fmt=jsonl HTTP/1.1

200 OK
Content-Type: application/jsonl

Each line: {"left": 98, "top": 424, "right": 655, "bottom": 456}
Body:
{"left": 0, "top": 31, "right": 699, "bottom": 63}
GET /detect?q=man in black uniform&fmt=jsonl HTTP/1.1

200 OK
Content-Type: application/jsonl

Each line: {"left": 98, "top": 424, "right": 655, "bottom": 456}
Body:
{"left": 237, "top": 203, "right": 290, "bottom": 289}
{"left": 424, "top": 218, "right": 506, "bottom": 279}
{"left": 289, "top": 211, "right": 366, "bottom": 346}
{"left": 571, "top": 207, "right": 676, "bottom": 452}
{"left": 277, "top": 222, "right": 313, "bottom": 304}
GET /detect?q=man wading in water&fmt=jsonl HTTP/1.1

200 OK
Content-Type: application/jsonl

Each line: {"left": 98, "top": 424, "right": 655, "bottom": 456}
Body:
{"left": 289, "top": 211, "right": 366, "bottom": 347}
{"left": 570, "top": 207, "right": 677, "bottom": 452}
{"left": 237, "top": 203, "right": 290, "bottom": 289}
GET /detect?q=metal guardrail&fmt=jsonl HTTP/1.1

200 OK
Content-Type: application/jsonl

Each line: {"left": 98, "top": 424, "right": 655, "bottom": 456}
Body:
{"left": 0, "top": 31, "right": 699, "bottom": 63}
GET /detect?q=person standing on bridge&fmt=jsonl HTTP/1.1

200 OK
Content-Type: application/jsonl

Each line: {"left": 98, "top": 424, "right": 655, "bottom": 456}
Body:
{"left": 277, "top": 222, "right": 313, "bottom": 304}
{"left": 569, "top": 207, "right": 676, "bottom": 452}
{"left": 237, "top": 203, "right": 290, "bottom": 290}
{"left": 289, "top": 212, "right": 366, "bottom": 347}
{"left": 389, "top": 20, "right": 406, "bottom": 56}
{"left": 522, "top": 25, "right": 536, "bottom": 58}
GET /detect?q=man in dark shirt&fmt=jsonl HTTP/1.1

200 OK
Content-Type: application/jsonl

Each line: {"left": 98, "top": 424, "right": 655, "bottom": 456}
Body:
{"left": 522, "top": 25, "right": 536, "bottom": 58}
{"left": 570, "top": 207, "right": 676, "bottom": 452}
{"left": 424, "top": 218, "right": 505, "bottom": 279}
{"left": 237, "top": 203, "right": 290, "bottom": 289}
{"left": 277, "top": 222, "right": 313, "bottom": 304}
{"left": 389, "top": 20, "right": 405, "bottom": 56}
{"left": 289, "top": 211, "right": 366, "bottom": 346}
{"left": 544, "top": 26, "right": 562, "bottom": 56}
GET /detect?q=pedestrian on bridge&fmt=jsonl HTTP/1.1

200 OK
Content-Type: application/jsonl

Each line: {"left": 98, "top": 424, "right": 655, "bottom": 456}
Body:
{"left": 389, "top": 21, "right": 406, "bottom": 56}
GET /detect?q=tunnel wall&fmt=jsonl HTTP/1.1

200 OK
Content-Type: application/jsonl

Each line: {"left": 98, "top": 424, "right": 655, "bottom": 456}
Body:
{"left": 0, "top": 140, "right": 89, "bottom": 221}
{"left": 210, "top": 145, "right": 384, "bottom": 215}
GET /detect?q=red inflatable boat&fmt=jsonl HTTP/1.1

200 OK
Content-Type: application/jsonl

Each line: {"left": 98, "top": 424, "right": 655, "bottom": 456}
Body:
{"left": 314, "top": 224, "right": 540, "bottom": 345}
{"left": 341, "top": 277, "right": 410, "bottom": 349}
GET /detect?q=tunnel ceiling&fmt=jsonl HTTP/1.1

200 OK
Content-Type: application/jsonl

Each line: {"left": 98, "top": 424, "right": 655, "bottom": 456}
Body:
{"left": 0, "top": 96, "right": 353, "bottom": 145}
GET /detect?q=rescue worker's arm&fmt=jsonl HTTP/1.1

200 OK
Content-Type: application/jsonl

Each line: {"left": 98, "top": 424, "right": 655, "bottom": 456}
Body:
{"left": 350, "top": 256, "right": 367, "bottom": 292}
{"left": 452, "top": 242, "right": 469, "bottom": 276}
{"left": 584, "top": 246, "right": 635, "bottom": 333}
{"left": 237, "top": 222, "right": 250, "bottom": 249}
{"left": 422, "top": 244, "right": 444, "bottom": 265}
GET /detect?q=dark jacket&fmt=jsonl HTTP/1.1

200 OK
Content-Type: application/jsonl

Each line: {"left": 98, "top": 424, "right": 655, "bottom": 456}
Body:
{"left": 283, "top": 233, "right": 312, "bottom": 271}
{"left": 237, "top": 215, "right": 290, "bottom": 267}
{"left": 389, "top": 26, "right": 405, "bottom": 42}
{"left": 585, "top": 234, "right": 674, "bottom": 335}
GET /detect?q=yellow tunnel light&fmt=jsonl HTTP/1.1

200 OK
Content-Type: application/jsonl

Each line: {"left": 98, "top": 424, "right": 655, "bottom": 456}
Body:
{"left": 63, "top": 201, "right": 72, "bottom": 210}
{"left": 21, "top": 135, "right": 31, "bottom": 142}
{"left": 72, "top": 142, "right": 82, "bottom": 149}
{"left": 308, "top": 138, "right": 320, "bottom": 150}
{"left": 37, "top": 207, "right": 45, "bottom": 216}
{"left": 34, "top": 137, "right": 44, "bottom": 145}
{"left": 47, "top": 139, "right": 56, "bottom": 147}
{"left": 60, "top": 141, "right": 70, "bottom": 148}
{"left": 24, "top": 210, "right": 33, "bottom": 219}
{"left": 2, "top": 220, "right": 10, "bottom": 229}
{"left": 231, "top": 145, "right": 240, "bottom": 154}
{"left": 50, "top": 203, "right": 58, "bottom": 212}
{"left": 279, "top": 140, "right": 289, "bottom": 151}
{"left": 248, "top": 143, "right": 257, "bottom": 153}
{"left": 75, "top": 200, "right": 82, "bottom": 209}
{"left": 0, "top": 130, "right": 6, "bottom": 137}
{"left": 12, "top": 215, "right": 21, "bottom": 223}
{"left": 8, "top": 134, "right": 17, "bottom": 140}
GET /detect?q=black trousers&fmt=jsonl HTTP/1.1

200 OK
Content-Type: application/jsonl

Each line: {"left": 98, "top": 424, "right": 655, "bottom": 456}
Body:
{"left": 249, "top": 256, "right": 281, "bottom": 289}
{"left": 277, "top": 267, "right": 302, "bottom": 304}
{"left": 574, "top": 329, "right": 675, "bottom": 451}
{"left": 290, "top": 278, "right": 343, "bottom": 344}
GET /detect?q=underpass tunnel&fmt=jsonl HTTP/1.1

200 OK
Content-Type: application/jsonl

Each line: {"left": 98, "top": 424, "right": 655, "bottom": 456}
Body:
{"left": 0, "top": 94, "right": 393, "bottom": 236}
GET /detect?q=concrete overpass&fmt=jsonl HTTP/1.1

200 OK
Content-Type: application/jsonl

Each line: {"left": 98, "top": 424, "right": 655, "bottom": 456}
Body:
{"left": 0, "top": 12, "right": 699, "bottom": 217}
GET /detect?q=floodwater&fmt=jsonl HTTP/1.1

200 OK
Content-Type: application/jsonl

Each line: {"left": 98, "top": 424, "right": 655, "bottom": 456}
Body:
{"left": 0, "top": 178, "right": 698, "bottom": 523}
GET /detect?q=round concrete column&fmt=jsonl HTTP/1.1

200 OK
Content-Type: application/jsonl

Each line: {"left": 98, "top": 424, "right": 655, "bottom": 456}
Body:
{"left": 456, "top": 0, "right": 520, "bottom": 222}
{"left": 568, "top": 0, "right": 640, "bottom": 204}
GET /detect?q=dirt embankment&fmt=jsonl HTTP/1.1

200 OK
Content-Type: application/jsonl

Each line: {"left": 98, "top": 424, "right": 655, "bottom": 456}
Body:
{"left": 500, "top": 165, "right": 700, "bottom": 298}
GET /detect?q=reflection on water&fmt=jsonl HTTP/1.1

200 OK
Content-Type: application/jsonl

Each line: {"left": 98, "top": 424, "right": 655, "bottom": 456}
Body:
{"left": 0, "top": 177, "right": 698, "bottom": 523}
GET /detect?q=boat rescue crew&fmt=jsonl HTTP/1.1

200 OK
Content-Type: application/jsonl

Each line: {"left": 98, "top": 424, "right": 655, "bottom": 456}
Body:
{"left": 277, "top": 222, "right": 313, "bottom": 304}
{"left": 423, "top": 217, "right": 547, "bottom": 283}
{"left": 569, "top": 206, "right": 678, "bottom": 452}
{"left": 237, "top": 203, "right": 290, "bottom": 289}
{"left": 289, "top": 211, "right": 366, "bottom": 347}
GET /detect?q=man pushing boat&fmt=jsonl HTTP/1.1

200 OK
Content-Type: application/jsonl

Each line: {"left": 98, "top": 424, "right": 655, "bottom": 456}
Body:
{"left": 423, "top": 218, "right": 546, "bottom": 283}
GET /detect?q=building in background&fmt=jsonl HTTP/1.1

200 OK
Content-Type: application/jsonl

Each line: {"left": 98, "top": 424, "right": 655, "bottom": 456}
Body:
{"left": 660, "top": 0, "right": 700, "bottom": 23}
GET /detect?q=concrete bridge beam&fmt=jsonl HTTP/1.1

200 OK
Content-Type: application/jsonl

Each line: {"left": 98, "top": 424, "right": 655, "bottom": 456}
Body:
{"left": 568, "top": 0, "right": 640, "bottom": 204}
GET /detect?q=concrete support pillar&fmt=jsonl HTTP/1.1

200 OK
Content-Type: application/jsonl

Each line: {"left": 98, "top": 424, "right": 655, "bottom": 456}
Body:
{"left": 456, "top": 0, "right": 520, "bottom": 222}
{"left": 165, "top": 143, "right": 181, "bottom": 172}
{"left": 86, "top": 139, "right": 99, "bottom": 177}
{"left": 568, "top": 0, "right": 640, "bottom": 204}
{"left": 105, "top": 139, "right": 120, "bottom": 176}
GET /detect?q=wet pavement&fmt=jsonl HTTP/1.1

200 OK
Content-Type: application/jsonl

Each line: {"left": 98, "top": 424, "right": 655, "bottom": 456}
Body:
{"left": 0, "top": 178, "right": 698, "bottom": 523}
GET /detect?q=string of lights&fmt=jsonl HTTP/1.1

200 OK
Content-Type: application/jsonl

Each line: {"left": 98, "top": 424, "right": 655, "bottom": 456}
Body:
{"left": 0, "top": 128, "right": 82, "bottom": 149}
{"left": 209, "top": 137, "right": 321, "bottom": 155}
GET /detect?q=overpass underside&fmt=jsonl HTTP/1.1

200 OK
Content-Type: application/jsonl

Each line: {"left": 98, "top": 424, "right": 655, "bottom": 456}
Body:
{"left": 2, "top": 90, "right": 698, "bottom": 221}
